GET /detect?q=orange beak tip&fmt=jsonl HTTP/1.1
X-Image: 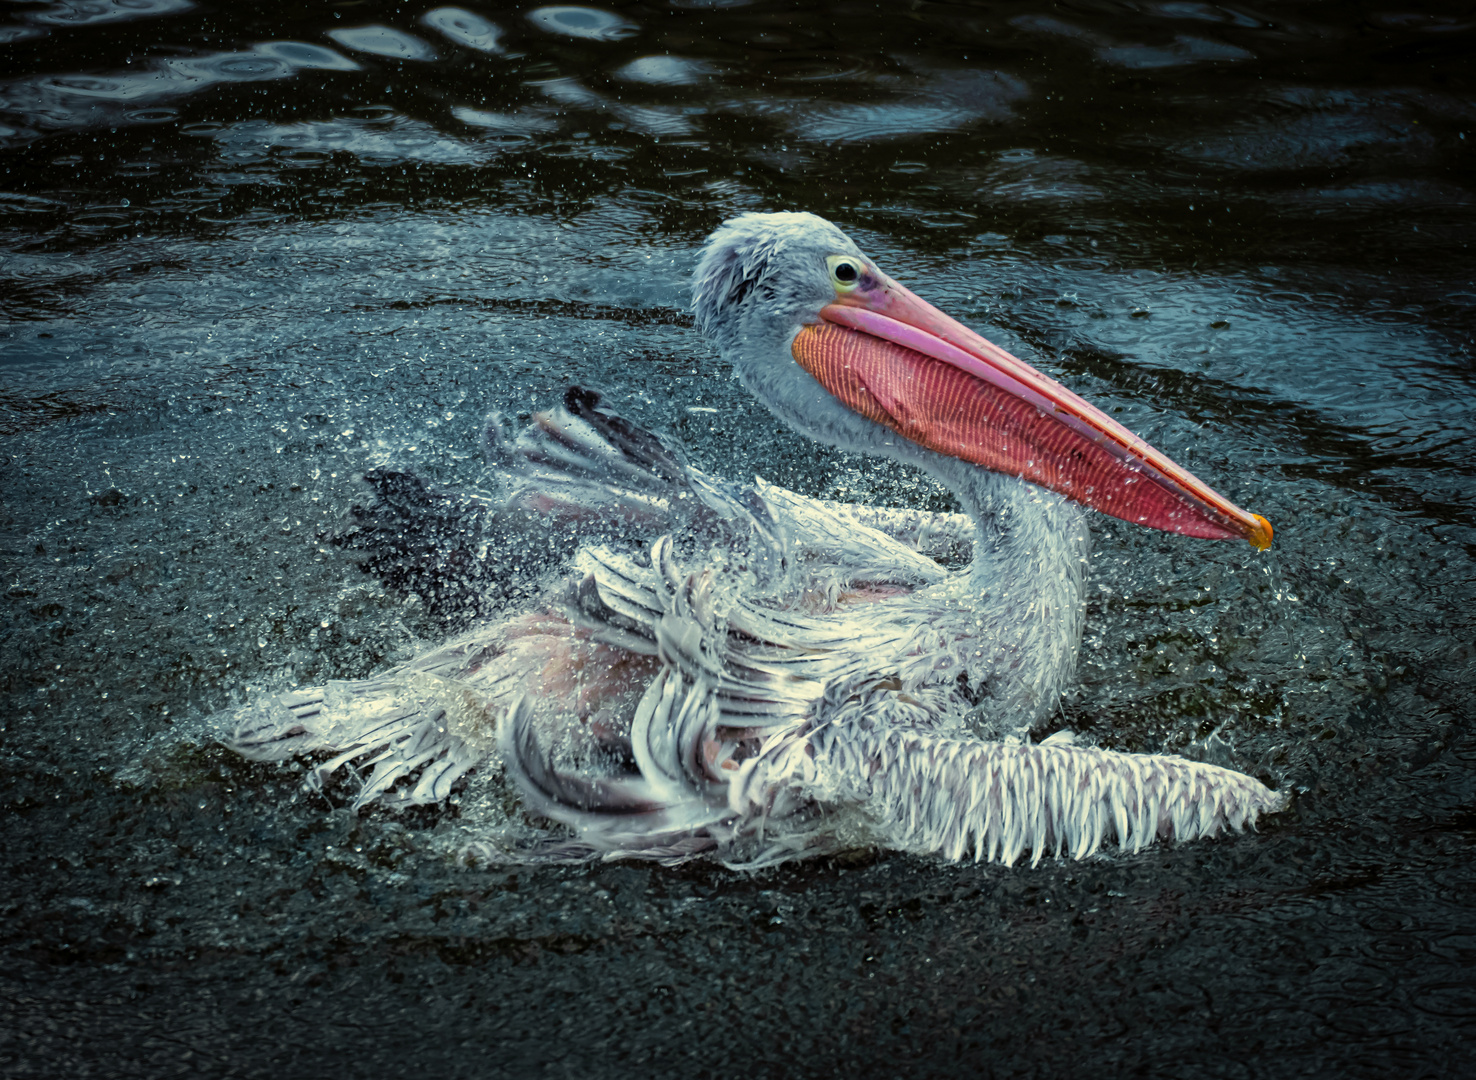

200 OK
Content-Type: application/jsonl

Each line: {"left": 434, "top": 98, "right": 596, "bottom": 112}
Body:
{"left": 1248, "top": 513, "right": 1274, "bottom": 551}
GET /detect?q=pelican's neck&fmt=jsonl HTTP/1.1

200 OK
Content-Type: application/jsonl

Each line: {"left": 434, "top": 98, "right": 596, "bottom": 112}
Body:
{"left": 734, "top": 349, "right": 1092, "bottom": 729}
{"left": 930, "top": 457, "right": 1092, "bottom": 734}
{"left": 945, "top": 465, "right": 1086, "bottom": 582}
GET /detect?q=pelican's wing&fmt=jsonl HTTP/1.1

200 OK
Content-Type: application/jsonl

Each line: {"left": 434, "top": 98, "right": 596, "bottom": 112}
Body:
{"left": 756, "top": 478, "right": 973, "bottom": 573}
{"left": 335, "top": 389, "right": 969, "bottom": 620}
{"left": 497, "top": 695, "right": 732, "bottom": 855}
{"left": 509, "top": 389, "right": 971, "bottom": 591}
{"left": 510, "top": 388, "right": 788, "bottom": 573}
{"left": 565, "top": 535, "right": 909, "bottom": 719}
{"left": 229, "top": 674, "right": 490, "bottom": 810}
{"left": 519, "top": 391, "right": 964, "bottom": 590}
{"left": 227, "top": 630, "right": 512, "bottom": 809}
{"left": 500, "top": 533, "right": 908, "bottom": 849}
{"left": 333, "top": 388, "right": 786, "bottom": 619}
{"left": 808, "top": 725, "right": 1286, "bottom": 866}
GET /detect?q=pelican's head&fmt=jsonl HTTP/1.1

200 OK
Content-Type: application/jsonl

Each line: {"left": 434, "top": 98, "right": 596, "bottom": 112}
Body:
{"left": 692, "top": 211, "right": 864, "bottom": 354}
{"left": 692, "top": 210, "right": 1271, "bottom": 548}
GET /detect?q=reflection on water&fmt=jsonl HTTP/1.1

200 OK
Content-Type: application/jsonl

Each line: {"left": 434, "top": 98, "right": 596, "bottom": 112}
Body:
{"left": 215, "top": 114, "right": 502, "bottom": 167}
{"left": 23, "top": 0, "right": 195, "bottom": 29}
{"left": 421, "top": 6, "right": 504, "bottom": 54}
{"left": 326, "top": 24, "right": 440, "bottom": 62}
{"left": 1, "top": 1, "right": 1474, "bottom": 1075}
{"left": 614, "top": 53, "right": 713, "bottom": 85}
{"left": 1013, "top": 12, "right": 1259, "bottom": 69}
{"left": 526, "top": 4, "right": 640, "bottom": 41}
{"left": 0, "top": 40, "right": 360, "bottom": 141}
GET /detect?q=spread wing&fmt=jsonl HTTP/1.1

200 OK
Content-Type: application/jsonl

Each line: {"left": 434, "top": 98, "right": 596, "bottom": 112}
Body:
{"left": 231, "top": 393, "right": 1282, "bottom": 866}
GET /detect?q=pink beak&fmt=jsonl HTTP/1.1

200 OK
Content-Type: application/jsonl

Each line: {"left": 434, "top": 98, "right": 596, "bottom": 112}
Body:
{"left": 791, "top": 266, "right": 1273, "bottom": 549}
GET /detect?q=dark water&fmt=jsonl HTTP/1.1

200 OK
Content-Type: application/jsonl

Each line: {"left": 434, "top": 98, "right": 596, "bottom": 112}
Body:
{"left": 2, "top": 1, "right": 1474, "bottom": 1075}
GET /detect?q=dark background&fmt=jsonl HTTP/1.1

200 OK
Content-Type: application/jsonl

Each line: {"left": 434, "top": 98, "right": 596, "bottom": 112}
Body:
{"left": 2, "top": 1, "right": 1474, "bottom": 1076}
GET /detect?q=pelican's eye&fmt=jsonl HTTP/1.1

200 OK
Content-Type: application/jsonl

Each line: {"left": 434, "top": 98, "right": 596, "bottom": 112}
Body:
{"left": 827, "top": 255, "right": 862, "bottom": 292}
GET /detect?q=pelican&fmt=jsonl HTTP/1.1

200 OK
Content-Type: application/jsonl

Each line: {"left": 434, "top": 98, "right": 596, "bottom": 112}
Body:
{"left": 231, "top": 211, "right": 1283, "bottom": 867}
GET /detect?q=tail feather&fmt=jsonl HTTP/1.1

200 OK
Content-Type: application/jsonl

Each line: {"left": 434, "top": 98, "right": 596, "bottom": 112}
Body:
{"left": 227, "top": 676, "right": 486, "bottom": 810}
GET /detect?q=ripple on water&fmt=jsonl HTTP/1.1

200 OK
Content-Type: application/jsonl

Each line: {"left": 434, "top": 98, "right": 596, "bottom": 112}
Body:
{"left": 1410, "top": 981, "right": 1476, "bottom": 1021}
{"left": 1320, "top": 1004, "right": 1416, "bottom": 1042}
{"left": 26, "top": 0, "right": 194, "bottom": 27}
{"left": 213, "top": 116, "right": 498, "bottom": 167}
{"left": 35, "top": 73, "right": 165, "bottom": 101}
{"left": 254, "top": 41, "right": 362, "bottom": 71}
{"left": 531, "top": 77, "right": 697, "bottom": 138}
{"left": 1154, "top": 3, "right": 1265, "bottom": 29}
{"left": 973, "top": 150, "right": 1102, "bottom": 207}
{"left": 614, "top": 55, "right": 715, "bottom": 86}
{"left": 67, "top": 209, "right": 132, "bottom": 234}
{"left": 0, "top": 41, "right": 359, "bottom": 145}
{"left": 533, "top": 76, "right": 606, "bottom": 111}
{"left": 1010, "top": 15, "right": 1255, "bottom": 70}
{"left": 1170, "top": 91, "right": 1439, "bottom": 173}
{"left": 326, "top": 25, "right": 439, "bottom": 62}
{"left": 169, "top": 41, "right": 359, "bottom": 85}
{"left": 915, "top": 210, "right": 978, "bottom": 230}
{"left": 0, "top": 192, "right": 65, "bottom": 215}
{"left": 420, "top": 7, "right": 504, "bottom": 54}
{"left": 526, "top": 6, "right": 639, "bottom": 41}
{"left": 0, "top": 24, "right": 45, "bottom": 44}
{"left": 1428, "top": 932, "right": 1476, "bottom": 963}
{"left": 775, "top": 69, "right": 1028, "bottom": 144}
{"left": 1097, "top": 35, "right": 1255, "bottom": 68}
{"left": 450, "top": 106, "right": 558, "bottom": 138}
{"left": 122, "top": 107, "right": 179, "bottom": 124}
{"left": 126, "top": 286, "right": 185, "bottom": 310}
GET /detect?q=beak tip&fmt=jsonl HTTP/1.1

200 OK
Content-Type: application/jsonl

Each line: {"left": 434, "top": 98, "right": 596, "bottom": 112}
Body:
{"left": 1247, "top": 513, "right": 1274, "bottom": 551}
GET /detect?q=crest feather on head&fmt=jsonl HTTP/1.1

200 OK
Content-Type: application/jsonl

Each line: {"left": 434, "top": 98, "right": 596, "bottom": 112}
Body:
{"left": 691, "top": 211, "right": 855, "bottom": 344}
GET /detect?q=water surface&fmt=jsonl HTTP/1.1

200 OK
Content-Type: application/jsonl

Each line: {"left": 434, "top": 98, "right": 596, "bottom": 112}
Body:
{"left": 2, "top": 2, "right": 1474, "bottom": 1076}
